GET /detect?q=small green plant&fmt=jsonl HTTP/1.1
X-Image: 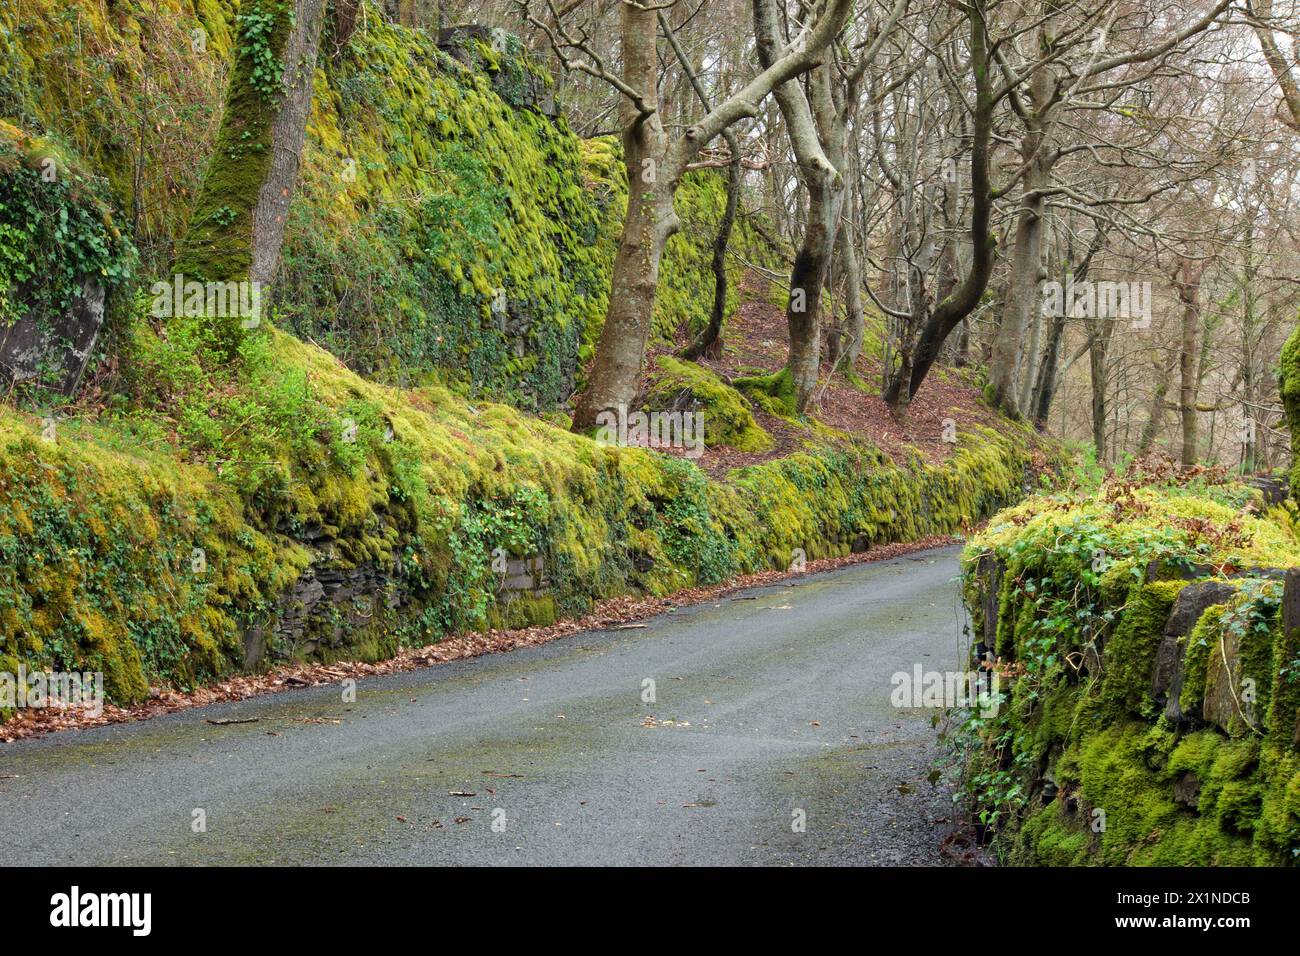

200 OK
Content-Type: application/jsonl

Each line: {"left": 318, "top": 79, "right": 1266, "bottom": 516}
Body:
{"left": 237, "top": 1, "right": 291, "bottom": 101}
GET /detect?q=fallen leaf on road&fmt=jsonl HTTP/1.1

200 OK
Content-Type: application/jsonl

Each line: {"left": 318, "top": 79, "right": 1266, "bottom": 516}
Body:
{"left": 205, "top": 717, "right": 259, "bottom": 725}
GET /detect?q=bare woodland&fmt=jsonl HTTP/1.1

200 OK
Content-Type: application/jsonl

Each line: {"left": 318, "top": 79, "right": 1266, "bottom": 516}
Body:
{"left": 331, "top": 0, "right": 1299, "bottom": 466}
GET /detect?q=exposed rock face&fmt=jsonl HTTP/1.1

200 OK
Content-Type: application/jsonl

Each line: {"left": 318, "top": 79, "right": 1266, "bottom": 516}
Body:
{"left": 1245, "top": 475, "right": 1288, "bottom": 507}
{"left": 499, "top": 555, "right": 548, "bottom": 595}
{"left": 0, "top": 280, "right": 105, "bottom": 396}
{"left": 437, "top": 25, "right": 559, "bottom": 118}
{"left": 1202, "top": 621, "right": 1258, "bottom": 735}
{"left": 1152, "top": 580, "right": 1237, "bottom": 723}
{"left": 973, "top": 553, "right": 1003, "bottom": 662}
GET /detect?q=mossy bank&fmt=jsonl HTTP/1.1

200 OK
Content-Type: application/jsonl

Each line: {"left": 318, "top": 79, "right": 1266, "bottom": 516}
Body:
{"left": 0, "top": 1, "right": 779, "bottom": 410}
{"left": 0, "top": 318, "right": 1036, "bottom": 714}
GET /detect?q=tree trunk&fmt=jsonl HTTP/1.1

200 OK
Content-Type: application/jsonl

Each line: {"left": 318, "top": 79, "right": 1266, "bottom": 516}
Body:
{"left": 572, "top": 3, "right": 675, "bottom": 431}
{"left": 786, "top": 181, "right": 843, "bottom": 411}
{"left": 988, "top": 59, "right": 1053, "bottom": 418}
{"left": 1135, "top": 355, "right": 1178, "bottom": 455}
{"left": 755, "top": 1, "right": 847, "bottom": 414}
{"left": 884, "top": 0, "right": 996, "bottom": 409}
{"left": 1088, "top": 324, "right": 1108, "bottom": 462}
{"left": 568, "top": 0, "right": 853, "bottom": 429}
{"left": 1030, "top": 312, "right": 1065, "bottom": 429}
{"left": 175, "top": 0, "right": 328, "bottom": 350}
{"left": 838, "top": 217, "right": 866, "bottom": 369}
{"left": 1031, "top": 225, "right": 1105, "bottom": 428}
{"left": 679, "top": 137, "right": 741, "bottom": 362}
{"left": 1174, "top": 258, "right": 1205, "bottom": 468}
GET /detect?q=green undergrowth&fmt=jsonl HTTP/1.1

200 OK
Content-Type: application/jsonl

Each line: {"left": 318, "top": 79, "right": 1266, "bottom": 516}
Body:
{"left": 0, "top": 313, "right": 1035, "bottom": 714}
{"left": 957, "top": 470, "right": 1300, "bottom": 864}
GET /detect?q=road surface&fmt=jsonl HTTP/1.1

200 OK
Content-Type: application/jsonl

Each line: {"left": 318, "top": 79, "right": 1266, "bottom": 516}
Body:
{"left": 0, "top": 547, "right": 975, "bottom": 865}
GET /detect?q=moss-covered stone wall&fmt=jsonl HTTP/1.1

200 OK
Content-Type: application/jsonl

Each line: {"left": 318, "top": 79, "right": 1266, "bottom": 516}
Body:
{"left": 960, "top": 479, "right": 1300, "bottom": 864}
{"left": 0, "top": 312, "right": 1035, "bottom": 714}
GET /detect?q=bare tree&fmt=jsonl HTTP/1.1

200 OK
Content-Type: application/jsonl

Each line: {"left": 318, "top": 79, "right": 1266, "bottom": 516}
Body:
{"left": 520, "top": 0, "right": 854, "bottom": 430}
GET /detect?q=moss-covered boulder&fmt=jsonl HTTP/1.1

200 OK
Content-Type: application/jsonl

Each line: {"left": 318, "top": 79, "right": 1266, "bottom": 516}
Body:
{"left": 643, "top": 356, "right": 773, "bottom": 453}
{"left": 0, "top": 121, "right": 134, "bottom": 396}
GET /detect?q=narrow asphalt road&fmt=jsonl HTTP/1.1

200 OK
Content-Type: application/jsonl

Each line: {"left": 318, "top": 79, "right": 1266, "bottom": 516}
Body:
{"left": 0, "top": 546, "right": 975, "bottom": 866}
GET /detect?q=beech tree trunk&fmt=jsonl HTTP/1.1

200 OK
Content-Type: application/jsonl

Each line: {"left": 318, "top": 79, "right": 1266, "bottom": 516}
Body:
{"left": 755, "top": 0, "right": 848, "bottom": 413}
{"left": 838, "top": 218, "right": 866, "bottom": 369}
{"left": 572, "top": 3, "right": 676, "bottom": 431}
{"left": 988, "top": 56, "right": 1054, "bottom": 418}
{"left": 884, "top": 0, "right": 996, "bottom": 411}
{"left": 1174, "top": 258, "right": 1206, "bottom": 467}
{"left": 176, "top": 0, "right": 328, "bottom": 349}
{"left": 569, "top": 0, "right": 854, "bottom": 430}
{"left": 1135, "top": 355, "right": 1178, "bottom": 455}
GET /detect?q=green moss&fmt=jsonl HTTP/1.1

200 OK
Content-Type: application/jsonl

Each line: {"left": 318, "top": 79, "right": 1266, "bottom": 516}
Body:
{"left": 1102, "top": 581, "right": 1182, "bottom": 717}
{"left": 1280, "top": 322, "right": 1300, "bottom": 500}
{"left": 0, "top": 0, "right": 233, "bottom": 260}
{"left": 1180, "top": 604, "right": 1226, "bottom": 717}
{"left": 734, "top": 368, "right": 798, "bottom": 419}
{"left": 0, "top": 309, "right": 1035, "bottom": 710}
{"left": 644, "top": 356, "right": 772, "bottom": 453}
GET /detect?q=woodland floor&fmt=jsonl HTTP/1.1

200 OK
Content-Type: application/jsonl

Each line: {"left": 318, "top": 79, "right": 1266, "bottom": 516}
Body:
{"left": 643, "top": 274, "right": 1012, "bottom": 477}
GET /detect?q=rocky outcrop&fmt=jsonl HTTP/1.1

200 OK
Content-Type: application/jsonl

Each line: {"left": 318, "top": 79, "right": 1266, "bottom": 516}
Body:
{"left": 0, "top": 122, "right": 132, "bottom": 397}
{"left": 0, "top": 279, "right": 105, "bottom": 396}
{"left": 437, "top": 25, "right": 559, "bottom": 118}
{"left": 1152, "top": 580, "right": 1238, "bottom": 723}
